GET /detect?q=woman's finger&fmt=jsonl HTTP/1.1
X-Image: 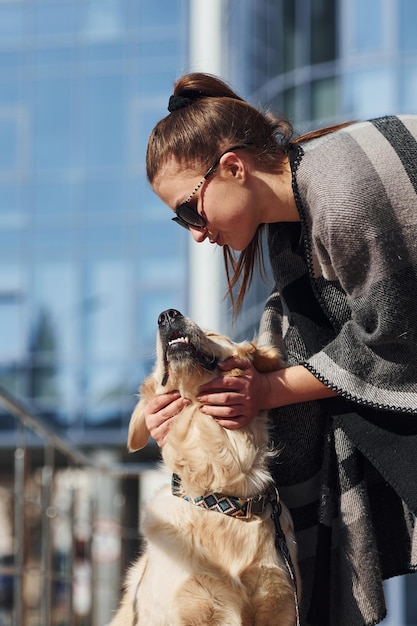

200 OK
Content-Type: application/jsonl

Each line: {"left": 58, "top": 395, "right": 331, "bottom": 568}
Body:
{"left": 147, "top": 391, "right": 181, "bottom": 413}
{"left": 212, "top": 415, "right": 252, "bottom": 429}
{"left": 144, "top": 393, "right": 190, "bottom": 446}
{"left": 197, "top": 392, "right": 244, "bottom": 407}
{"left": 199, "top": 403, "right": 247, "bottom": 418}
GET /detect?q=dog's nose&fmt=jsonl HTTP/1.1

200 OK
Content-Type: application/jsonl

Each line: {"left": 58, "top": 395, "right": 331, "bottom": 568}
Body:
{"left": 158, "top": 309, "right": 183, "bottom": 327}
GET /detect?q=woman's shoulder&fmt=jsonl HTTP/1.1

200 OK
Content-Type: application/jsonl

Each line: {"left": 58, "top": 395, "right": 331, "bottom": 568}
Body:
{"left": 300, "top": 114, "right": 417, "bottom": 154}
{"left": 294, "top": 114, "right": 417, "bottom": 236}
{"left": 297, "top": 114, "right": 417, "bottom": 183}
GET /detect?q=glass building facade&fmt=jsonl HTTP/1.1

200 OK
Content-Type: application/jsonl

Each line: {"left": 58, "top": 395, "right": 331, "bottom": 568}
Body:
{"left": 0, "top": 0, "right": 189, "bottom": 446}
{"left": 229, "top": 0, "right": 417, "bottom": 127}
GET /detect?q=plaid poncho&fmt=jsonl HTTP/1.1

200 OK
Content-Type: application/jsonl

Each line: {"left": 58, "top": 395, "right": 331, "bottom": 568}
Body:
{"left": 259, "top": 115, "right": 417, "bottom": 626}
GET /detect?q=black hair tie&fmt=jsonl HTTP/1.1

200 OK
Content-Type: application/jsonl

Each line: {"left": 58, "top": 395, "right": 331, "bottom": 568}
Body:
{"left": 168, "top": 95, "right": 194, "bottom": 112}
{"left": 167, "top": 89, "right": 210, "bottom": 113}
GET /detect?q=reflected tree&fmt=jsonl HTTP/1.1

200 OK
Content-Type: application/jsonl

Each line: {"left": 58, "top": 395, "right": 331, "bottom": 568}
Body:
{"left": 28, "top": 308, "right": 58, "bottom": 402}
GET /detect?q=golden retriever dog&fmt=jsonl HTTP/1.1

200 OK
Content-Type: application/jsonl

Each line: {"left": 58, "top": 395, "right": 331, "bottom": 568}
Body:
{"left": 110, "top": 309, "right": 300, "bottom": 626}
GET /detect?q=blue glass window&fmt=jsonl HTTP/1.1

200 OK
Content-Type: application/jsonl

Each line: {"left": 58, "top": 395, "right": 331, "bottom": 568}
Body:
{"left": 401, "top": 66, "right": 417, "bottom": 112}
{"left": 138, "top": 289, "right": 184, "bottom": 346}
{"left": 0, "top": 81, "right": 19, "bottom": 105}
{"left": 34, "top": 79, "right": 72, "bottom": 170}
{"left": 137, "top": 39, "right": 180, "bottom": 60}
{"left": 399, "top": 0, "right": 417, "bottom": 52}
{"left": 33, "top": 262, "right": 78, "bottom": 361}
{"left": 346, "top": 67, "right": 395, "bottom": 118}
{"left": 0, "top": 185, "right": 23, "bottom": 228}
{"left": 85, "top": 223, "right": 125, "bottom": 255}
{"left": 52, "top": 365, "right": 78, "bottom": 426}
{"left": 128, "top": 98, "right": 169, "bottom": 171}
{"left": 0, "top": 51, "right": 22, "bottom": 70}
{"left": 0, "top": 6, "right": 25, "bottom": 42}
{"left": 352, "top": 0, "right": 384, "bottom": 53}
{"left": 311, "top": 77, "right": 339, "bottom": 121}
{"left": 0, "top": 298, "right": 24, "bottom": 360}
{"left": 0, "top": 229, "right": 21, "bottom": 252}
{"left": 35, "top": 48, "right": 74, "bottom": 66}
{"left": 86, "top": 75, "right": 126, "bottom": 168}
{"left": 84, "top": 260, "right": 130, "bottom": 359}
{"left": 135, "top": 176, "right": 163, "bottom": 213}
{"left": 0, "top": 112, "right": 20, "bottom": 172}
{"left": 0, "top": 267, "right": 25, "bottom": 361}
{"left": 86, "top": 180, "right": 124, "bottom": 215}
{"left": 0, "top": 0, "right": 189, "bottom": 437}
{"left": 33, "top": 227, "right": 72, "bottom": 258}
{"left": 34, "top": 3, "right": 78, "bottom": 37}
{"left": 84, "top": 363, "right": 133, "bottom": 426}
{"left": 138, "top": 0, "right": 184, "bottom": 27}
{"left": 310, "top": 0, "right": 336, "bottom": 64}
{"left": 87, "top": 43, "right": 125, "bottom": 63}
{"left": 34, "top": 182, "right": 75, "bottom": 222}
{"left": 282, "top": 0, "right": 296, "bottom": 72}
{"left": 83, "top": 0, "right": 125, "bottom": 41}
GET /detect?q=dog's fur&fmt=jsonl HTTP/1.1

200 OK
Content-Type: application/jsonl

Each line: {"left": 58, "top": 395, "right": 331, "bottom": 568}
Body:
{"left": 110, "top": 310, "right": 300, "bottom": 626}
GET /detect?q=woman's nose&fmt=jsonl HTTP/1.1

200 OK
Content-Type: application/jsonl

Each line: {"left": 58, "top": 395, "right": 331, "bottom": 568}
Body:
{"left": 190, "top": 227, "right": 207, "bottom": 243}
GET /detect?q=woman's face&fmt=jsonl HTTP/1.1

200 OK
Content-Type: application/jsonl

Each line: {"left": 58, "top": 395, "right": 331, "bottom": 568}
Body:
{"left": 153, "top": 152, "right": 261, "bottom": 252}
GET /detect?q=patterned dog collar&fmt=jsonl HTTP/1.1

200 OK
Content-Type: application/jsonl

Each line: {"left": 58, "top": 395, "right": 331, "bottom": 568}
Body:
{"left": 171, "top": 473, "right": 280, "bottom": 520}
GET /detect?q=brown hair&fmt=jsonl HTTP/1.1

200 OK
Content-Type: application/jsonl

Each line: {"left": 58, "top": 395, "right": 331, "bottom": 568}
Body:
{"left": 146, "top": 73, "right": 352, "bottom": 316}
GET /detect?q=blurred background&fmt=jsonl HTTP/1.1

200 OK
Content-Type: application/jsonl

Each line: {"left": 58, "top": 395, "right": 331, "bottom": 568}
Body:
{"left": 0, "top": 0, "right": 416, "bottom": 624}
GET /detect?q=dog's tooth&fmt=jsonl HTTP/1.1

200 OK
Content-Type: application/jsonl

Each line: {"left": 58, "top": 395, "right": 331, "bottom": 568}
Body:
{"left": 168, "top": 336, "right": 188, "bottom": 346}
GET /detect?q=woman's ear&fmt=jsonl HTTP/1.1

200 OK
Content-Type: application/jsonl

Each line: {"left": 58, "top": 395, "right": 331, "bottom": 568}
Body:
{"left": 219, "top": 151, "right": 247, "bottom": 181}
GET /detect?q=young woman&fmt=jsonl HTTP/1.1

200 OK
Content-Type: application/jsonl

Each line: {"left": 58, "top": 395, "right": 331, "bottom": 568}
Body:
{"left": 143, "top": 72, "right": 417, "bottom": 626}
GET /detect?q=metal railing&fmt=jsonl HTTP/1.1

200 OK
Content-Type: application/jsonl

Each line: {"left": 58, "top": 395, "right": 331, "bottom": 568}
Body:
{"left": 0, "top": 384, "right": 155, "bottom": 626}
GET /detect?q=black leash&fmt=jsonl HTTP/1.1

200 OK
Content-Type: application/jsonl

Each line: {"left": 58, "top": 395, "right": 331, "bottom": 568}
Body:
{"left": 269, "top": 488, "right": 301, "bottom": 626}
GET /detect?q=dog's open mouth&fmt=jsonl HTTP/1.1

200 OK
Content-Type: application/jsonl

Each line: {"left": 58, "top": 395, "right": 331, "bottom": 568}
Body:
{"left": 166, "top": 330, "right": 217, "bottom": 371}
{"left": 168, "top": 331, "right": 190, "bottom": 350}
{"left": 157, "top": 309, "right": 219, "bottom": 386}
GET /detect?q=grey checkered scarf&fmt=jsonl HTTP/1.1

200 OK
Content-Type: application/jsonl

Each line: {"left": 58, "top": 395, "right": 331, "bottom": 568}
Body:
{"left": 259, "top": 115, "right": 417, "bottom": 626}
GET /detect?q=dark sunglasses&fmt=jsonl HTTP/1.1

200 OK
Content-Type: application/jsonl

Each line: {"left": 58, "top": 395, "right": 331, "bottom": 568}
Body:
{"left": 172, "top": 144, "right": 250, "bottom": 231}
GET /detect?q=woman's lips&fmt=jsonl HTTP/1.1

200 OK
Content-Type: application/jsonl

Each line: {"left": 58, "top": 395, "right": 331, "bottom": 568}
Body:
{"left": 208, "top": 232, "right": 221, "bottom": 245}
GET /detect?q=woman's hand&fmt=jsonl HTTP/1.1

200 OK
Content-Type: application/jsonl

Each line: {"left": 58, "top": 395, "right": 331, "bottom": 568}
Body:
{"left": 196, "top": 357, "right": 271, "bottom": 429}
{"left": 143, "top": 364, "right": 338, "bottom": 440}
{"left": 144, "top": 391, "right": 190, "bottom": 447}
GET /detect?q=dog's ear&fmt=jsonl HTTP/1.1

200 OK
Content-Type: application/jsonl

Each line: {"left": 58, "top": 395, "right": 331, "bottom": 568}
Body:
{"left": 127, "top": 399, "right": 150, "bottom": 451}
{"left": 127, "top": 378, "right": 156, "bottom": 451}
{"left": 252, "top": 344, "right": 284, "bottom": 373}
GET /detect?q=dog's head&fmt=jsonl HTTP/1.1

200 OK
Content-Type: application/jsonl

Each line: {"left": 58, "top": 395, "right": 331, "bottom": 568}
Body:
{"left": 154, "top": 308, "right": 254, "bottom": 393}
{"left": 128, "top": 309, "right": 283, "bottom": 455}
